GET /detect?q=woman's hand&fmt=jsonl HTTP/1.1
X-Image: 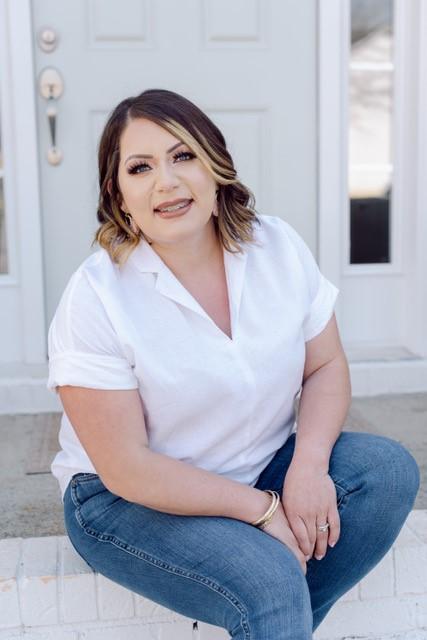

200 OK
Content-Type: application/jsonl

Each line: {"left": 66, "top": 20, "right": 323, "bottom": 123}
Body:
{"left": 262, "top": 501, "right": 308, "bottom": 575}
{"left": 281, "top": 461, "right": 340, "bottom": 561}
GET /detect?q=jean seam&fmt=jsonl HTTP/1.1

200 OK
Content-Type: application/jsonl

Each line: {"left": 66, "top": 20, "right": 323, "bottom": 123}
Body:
{"left": 334, "top": 482, "right": 349, "bottom": 504}
{"left": 70, "top": 499, "right": 251, "bottom": 639}
{"left": 71, "top": 484, "right": 127, "bottom": 531}
{"left": 71, "top": 473, "right": 100, "bottom": 484}
{"left": 329, "top": 473, "right": 352, "bottom": 496}
{"left": 338, "top": 492, "right": 350, "bottom": 510}
{"left": 70, "top": 482, "right": 81, "bottom": 509}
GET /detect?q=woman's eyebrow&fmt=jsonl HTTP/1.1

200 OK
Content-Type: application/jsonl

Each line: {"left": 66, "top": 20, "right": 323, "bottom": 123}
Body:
{"left": 125, "top": 142, "right": 185, "bottom": 163}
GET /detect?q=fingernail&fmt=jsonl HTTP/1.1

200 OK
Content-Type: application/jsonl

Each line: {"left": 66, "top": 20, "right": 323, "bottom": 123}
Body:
{"left": 329, "top": 541, "right": 336, "bottom": 548}
{"left": 305, "top": 555, "right": 311, "bottom": 560}
{"left": 315, "top": 554, "right": 324, "bottom": 560}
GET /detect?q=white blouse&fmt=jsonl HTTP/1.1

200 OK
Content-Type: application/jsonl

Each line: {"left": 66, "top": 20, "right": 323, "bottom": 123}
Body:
{"left": 47, "top": 214, "right": 339, "bottom": 501}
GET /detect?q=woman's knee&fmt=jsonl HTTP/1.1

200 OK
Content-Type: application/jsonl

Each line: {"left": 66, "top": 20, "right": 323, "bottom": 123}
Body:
{"left": 350, "top": 433, "right": 420, "bottom": 508}
{"left": 371, "top": 436, "right": 418, "bottom": 503}
{"left": 233, "top": 549, "right": 312, "bottom": 636}
{"left": 331, "top": 432, "right": 420, "bottom": 508}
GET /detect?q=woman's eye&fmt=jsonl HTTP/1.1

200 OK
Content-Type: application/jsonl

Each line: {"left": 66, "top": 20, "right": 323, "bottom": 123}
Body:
{"left": 173, "top": 151, "right": 195, "bottom": 162}
{"left": 127, "top": 150, "right": 195, "bottom": 175}
{"left": 127, "top": 162, "right": 150, "bottom": 175}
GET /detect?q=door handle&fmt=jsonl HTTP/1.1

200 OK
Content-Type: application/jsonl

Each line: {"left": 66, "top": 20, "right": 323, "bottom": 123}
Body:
{"left": 38, "top": 67, "right": 64, "bottom": 165}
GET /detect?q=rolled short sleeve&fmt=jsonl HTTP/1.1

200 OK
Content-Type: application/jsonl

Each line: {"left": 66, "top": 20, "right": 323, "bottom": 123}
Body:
{"left": 46, "top": 270, "right": 139, "bottom": 394}
{"left": 280, "top": 220, "right": 340, "bottom": 342}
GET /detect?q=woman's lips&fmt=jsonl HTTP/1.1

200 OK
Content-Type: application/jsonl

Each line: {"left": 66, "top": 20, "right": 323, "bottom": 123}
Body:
{"left": 155, "top": 200, "right": 193, "bottom": 218}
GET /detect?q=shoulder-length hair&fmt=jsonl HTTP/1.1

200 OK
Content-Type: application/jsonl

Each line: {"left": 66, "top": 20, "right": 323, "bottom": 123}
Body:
{"left": 93, "top": 88, "right": 261, "bottom": 266}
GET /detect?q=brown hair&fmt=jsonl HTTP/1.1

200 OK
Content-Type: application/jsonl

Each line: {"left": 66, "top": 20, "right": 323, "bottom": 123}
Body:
{"left": 92, "top": 88, "right": 261, "bottom": 266}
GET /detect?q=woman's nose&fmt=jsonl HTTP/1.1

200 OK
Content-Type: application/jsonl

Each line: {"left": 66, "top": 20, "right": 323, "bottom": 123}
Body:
{"left": 155, "top": 161, "right": 181, "bottom": 190}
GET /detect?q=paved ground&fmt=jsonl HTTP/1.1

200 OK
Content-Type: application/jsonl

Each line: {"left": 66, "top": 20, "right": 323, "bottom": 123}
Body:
{"left": 0, "top": 392, "right": 426, "bottom": 539}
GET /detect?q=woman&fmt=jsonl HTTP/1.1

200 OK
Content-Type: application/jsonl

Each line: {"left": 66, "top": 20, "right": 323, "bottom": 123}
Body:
{"left": 47, "top": 88, "right": 420, "bottom": 639}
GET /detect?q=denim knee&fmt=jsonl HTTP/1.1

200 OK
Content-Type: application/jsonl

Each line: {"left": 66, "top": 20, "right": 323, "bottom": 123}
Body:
{"left": 390, "top": 439, "right": 420, "bottom": 504}
{"left": 366, "top": 435, "right": 420, "bottom": 508}
{"left": 234, "top": 560, "right": 312, "bottom": 638}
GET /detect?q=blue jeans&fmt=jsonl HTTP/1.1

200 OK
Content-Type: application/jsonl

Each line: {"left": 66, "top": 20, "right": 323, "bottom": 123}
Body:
{"left": 63, "top": 431, "right": 420, "bottom": 639}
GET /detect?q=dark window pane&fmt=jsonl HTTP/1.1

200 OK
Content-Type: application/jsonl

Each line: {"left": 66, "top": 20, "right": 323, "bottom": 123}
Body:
{"left": 350, "top": 177, "right": 391, "bottom": 264}
{"left": 349, "top": 0, "right": 393, "bottom": 265}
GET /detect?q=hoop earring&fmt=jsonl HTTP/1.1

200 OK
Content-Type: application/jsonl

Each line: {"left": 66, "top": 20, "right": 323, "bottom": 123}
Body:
{"left": 124, "top": 213, "right": 140, "bottom": 236}
{"left": 213, "top": 189, "right": 219, "bottom": 217}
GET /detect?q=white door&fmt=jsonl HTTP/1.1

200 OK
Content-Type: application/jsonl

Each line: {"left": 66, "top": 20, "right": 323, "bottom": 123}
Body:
{"left": 342, "top": 0, "right": 424, "bottom": 361}
{"left": 0, "top": 1, "right": 46, "bottom": 373}
{"left": 318, "top": 0, "right": 427, "bottom": 393}
{"left": 31, "top": 0, "right": 321, "bottom": 327}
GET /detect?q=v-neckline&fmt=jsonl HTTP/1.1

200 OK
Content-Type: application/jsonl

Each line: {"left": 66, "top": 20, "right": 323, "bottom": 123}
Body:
{"left": 164, "top": 245, "right": 234, "bottom": 342}
{"left": 130, "top": 239, "right": 248, "bottom": 343}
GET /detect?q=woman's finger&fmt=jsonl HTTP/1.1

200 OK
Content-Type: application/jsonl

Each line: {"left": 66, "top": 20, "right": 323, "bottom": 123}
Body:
{"left": 303, "top": 514, "right": 318, "bottom": 558}
{"left": 286, "top": 512, "right": 312, "bottom": 557}
{"left": 286, "top": 531, "right": 309, "bottom": 574}
{"left": 327, "top": 503, "right": 341, "bottom": 548}
{"left": 314, "top": 513, "right": 330, "bottom": 560}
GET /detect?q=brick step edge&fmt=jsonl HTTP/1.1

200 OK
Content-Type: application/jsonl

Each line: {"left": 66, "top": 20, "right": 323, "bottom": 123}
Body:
{"left": 0, "top": 510, "right": 426, "bottom": 639}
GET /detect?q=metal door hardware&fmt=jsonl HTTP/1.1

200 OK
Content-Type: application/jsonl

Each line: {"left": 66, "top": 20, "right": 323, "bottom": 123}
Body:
{"left": 38, "top": 28, "right": 59, "bottom": 53}
{"left": 38, "top": 68, "right": 64, "bottom": 165}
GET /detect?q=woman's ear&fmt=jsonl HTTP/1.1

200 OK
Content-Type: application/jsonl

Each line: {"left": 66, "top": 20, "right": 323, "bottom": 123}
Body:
{"left": 108, "top": 178, "right": 127, "bottom": 212}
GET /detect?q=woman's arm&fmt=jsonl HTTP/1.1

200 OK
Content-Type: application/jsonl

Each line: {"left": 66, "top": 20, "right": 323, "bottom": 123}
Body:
{"left": 59, "top": 384, "right": 310, "bottom": 573}
{"left": 58, "top": 386, "right": 272, "bottom": 523}
{"left": 280, "top": 314, "right": 351, "bottom": 559}
{"left": 290, "top": 313, "right": 352, "bottom": 472}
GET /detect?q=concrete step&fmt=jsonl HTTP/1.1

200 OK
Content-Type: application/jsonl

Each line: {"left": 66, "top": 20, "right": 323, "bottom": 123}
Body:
{"left": 1, "top": 510, "right": 426, "bottom": 640}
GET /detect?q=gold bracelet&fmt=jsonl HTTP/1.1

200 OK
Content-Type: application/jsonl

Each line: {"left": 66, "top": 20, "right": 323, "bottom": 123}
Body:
{"left": 252, "top": 490, "right": 279, "bottom": 528}
{"left": 251, "top": 490, "right": 280, "bottom": 529}
{"left": 258, "top": 491, "right": 280, "bottom": 529}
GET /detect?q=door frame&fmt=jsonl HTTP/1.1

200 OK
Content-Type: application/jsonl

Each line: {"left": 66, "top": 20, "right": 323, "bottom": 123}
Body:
{"left": 317, "top": 0, "right": 427, "bottom": 394}
{"left": 317, "top": 0, "right": 346, "bottom": 293}
{"left": 0, "top": 0, "right": 46, "bottom": 366}
{"left": 412, "top": 0, "right": 427, "bottom": 358}
{"left": 1, "top": 0, "right": 426, "bottom": 401}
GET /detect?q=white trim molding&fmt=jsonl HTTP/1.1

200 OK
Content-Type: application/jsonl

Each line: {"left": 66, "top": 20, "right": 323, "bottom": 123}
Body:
{"left": 317, "top": 0, "right": 427, "bottom": 393}
{"left": 0, "top": 0, "right": 19, "bottom": 286}
{"left": 412, "top": 0, "right": 427, "bottom": 357}
{"left": 0, "top": 0, "right": 46, "bottom": 364}
{"left": 317, "top": 0, "right": 347, "bottom": 289}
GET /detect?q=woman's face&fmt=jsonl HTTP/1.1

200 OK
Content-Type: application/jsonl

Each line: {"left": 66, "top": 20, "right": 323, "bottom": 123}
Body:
{"left": 117, "top": 117, "right": 218, "bottom": 247}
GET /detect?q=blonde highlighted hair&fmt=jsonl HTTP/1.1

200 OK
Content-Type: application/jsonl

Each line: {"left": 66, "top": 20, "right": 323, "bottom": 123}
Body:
{"left": 93, "top": 88, "right": 261, "bottom": 266}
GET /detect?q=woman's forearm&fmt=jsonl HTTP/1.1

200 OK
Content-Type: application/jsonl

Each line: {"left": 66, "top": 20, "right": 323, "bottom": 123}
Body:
{"left": 290, "top": 354, "right": 352, "bottom": 473}
{"left": 108, "top": 447, "right": 272, "bottom": 524}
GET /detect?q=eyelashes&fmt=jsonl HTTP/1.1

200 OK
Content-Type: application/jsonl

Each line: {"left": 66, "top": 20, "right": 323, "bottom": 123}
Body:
{"left": 127, "top": 151, "right": 196, "bottom": 175}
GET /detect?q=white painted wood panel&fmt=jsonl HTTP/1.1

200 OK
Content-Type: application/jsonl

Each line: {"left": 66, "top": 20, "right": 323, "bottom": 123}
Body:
{"left": 318, "top": 0, "right": 427, "bottom": 366}
{"left": 0, "top": 0, "right": 46, "bottom": 366}
{"left": 32, "top": 0, "right": 318, "bottom": 327}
